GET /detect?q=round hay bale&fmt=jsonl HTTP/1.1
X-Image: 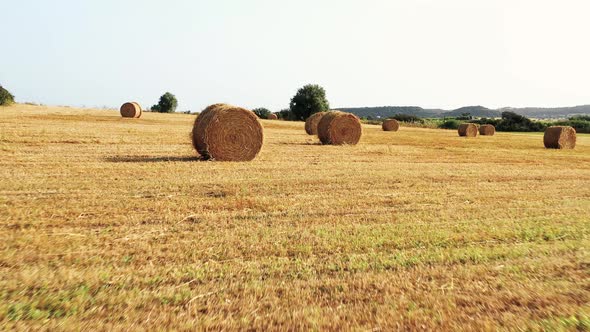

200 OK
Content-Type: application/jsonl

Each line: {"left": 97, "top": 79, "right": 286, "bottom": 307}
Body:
{"left": 479, "top": 124, "right": 495, "bottom": 136}
{"left": 267, "top": 113, "right": 278, "bottom": 120}
{"left": 544, "top": 126, "right": 576, "bottom": 149}
{"left": 458, "top": 123, "right": 478, "bottom": 137}
{"left": 191, "top": 104, "right": 264, "bottom": 161}
{"left": 120, "top": 102, "right": 142, "bottom": 118}
{"left": 382, "top": 119, "right": 400, "bottom": 132}
{"left": 317, "top": 111, "right": 362, "bottom": 145}
{"left": 305, "top": 112, "right": 327, "bottom": 135}
{"left": 131, "top": 102, "right": 142, "bottom": 118}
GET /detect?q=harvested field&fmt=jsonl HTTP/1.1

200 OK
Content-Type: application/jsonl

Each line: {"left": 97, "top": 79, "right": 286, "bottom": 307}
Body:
{"left": 0, "top": 104, "right": 589, "bottom": 330}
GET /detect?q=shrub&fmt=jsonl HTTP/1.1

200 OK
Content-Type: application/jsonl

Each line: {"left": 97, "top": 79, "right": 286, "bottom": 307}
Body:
{"left": 151, "top": 92, "right": 178, "bottom": 113}
{"left": 456, "top": 112, "right": 473, "bottom": 121}
{"left": 252, "top": 108, "right": 271, "bottom": 119}
{"left": 496, "top": 111, "right": 546, "bottom": 132}
{"left": 469, "top": 117, "right": 500, "bottom": 126}
{"left": 0, "top": 85, "right": 15, "bottom": 106}
{"left": 391, "top": 114, "right": 424, "bottom": 123}
{"left": 277, "top": 108, "right": 297, "bottom": 121}
{"left": 570, "top": 115, "right": 590, "bottom": 121}
{"left": 439, "top": 119, "right": 461, "bottom": 129}
{"left": 289, "top": 84, "right": 330, "bottom": 121}
{"left": 554, "top": 119, "right": 590, "bottom": 134}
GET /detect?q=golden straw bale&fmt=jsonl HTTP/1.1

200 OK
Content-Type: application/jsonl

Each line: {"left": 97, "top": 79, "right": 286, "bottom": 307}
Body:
{"left": 382, "top": 119, "right": 400, "bottom": 132}
{"left": 544, "top": 126, "right": 576, "bottom": 149}
{"left": 120, "top": 102, "right": 142, "bottom": 118}
{"left": 191, "top": 104, "right": 264, "bottom": 161}
{"left": 317, "top": 111, "right": 362, "bottom": 145}
{"left": 458, "top": 123, "right": 478, "bottom": 137}
{"left": 479, "top": 124, "right": 495, "bottom": 136}
{"left": 305, "top": 112, "right": 327, "bottom": 135}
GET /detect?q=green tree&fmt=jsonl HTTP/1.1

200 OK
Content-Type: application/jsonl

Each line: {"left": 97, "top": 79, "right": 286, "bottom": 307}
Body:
{"left": 151, "top": 92, "right": 178, "bottom": 113}
{"left": 252, "top": 107, "right": 271, "bottom": 119}
{"left": 0, "top": 85, "right": 15, "bottom": 106}
{"left": 289, "top": 84, "right": 330, "bottom": 121}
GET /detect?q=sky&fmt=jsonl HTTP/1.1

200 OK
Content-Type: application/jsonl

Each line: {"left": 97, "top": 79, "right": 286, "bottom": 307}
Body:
{"left": 1, "top": 0, "right": 589, "bottom": 112}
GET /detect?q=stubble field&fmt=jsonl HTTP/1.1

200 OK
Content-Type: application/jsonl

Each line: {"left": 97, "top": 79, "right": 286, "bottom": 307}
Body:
{"left": 1, "top": 104, "right": 589, "bottom": 330}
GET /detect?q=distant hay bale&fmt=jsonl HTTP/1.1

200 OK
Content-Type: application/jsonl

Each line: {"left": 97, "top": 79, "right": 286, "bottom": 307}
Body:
{"left": 544, "top": 126, "right": 576, "bottom": 149}
{"left": 305, "top": 112, "right": 327, "bottom": 135}
{"left": 479, "top": 124, "right": 495, "bottom": 136}
{"left": 191, "top": 104, "right": 264, "bottom": 161}
{"left": 267, "top": 113, "right": 278, "bottom": 120}
{"left": 382, "top": 119, "right": 400, "bottom": 132}
{"left": 120, "top": 102, "right": 142, "bottom": 118}
{"left": 458, "top": 123, "right": 478, "bottom": 137}
{"left": 317, "top": 111, "right": 362, "bottom": 145}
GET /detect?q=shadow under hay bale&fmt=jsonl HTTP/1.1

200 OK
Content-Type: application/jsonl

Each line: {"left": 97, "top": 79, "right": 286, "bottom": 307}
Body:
{"left": 120, "top": 102, "right": 142, "bottom": 118}
{"left": 305, "top": 112, "right": 327, "bottom": 135}
{"left": 106, "top": 156, "right": 202, "bottom": 163}
{"left": 479, "top": 124, "right": 495, "bottom": 136}
{"left": 544, "top": 126, "right": 576, "bottom": 149}
{"left": 382, "top": 119, "right": 400, "bottom": 132}
{"left": 458, "top": 123, "right": 478, "bottom": 137}
{"left": 192, "top": 104, "right": 264, "bottom": 161}
{"left": 317, "top": 111, "right": 362, "bottom": 145}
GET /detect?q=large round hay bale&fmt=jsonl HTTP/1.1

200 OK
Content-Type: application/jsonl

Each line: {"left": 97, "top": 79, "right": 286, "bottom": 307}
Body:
{"left": 479, "top": 124, "right": 495, "bottom": 136}
{"left": 131, "top": 102, "right": 142, "bottom": 118}
{"left": 382, "top": 119, "right": 400, "bottom": 132}
{"left": 317, "top": 111, "right": 362, "bottom": 145}
{"left": 191, "top": 104, "right": 264, "bottom": 161}
{"left": 458, "top": 123, "right": 478, "bottom": 137}
{"left": 120, "top": 102, "right": 142, "bottom": 118}
{"left": 305, "top": 112, "right": 327, "bottom": 135}
{"left": 544, "top": 126, "right": 576, "bottom": 149}
{"left": 267, "top": 113, "right": 278, "bottom": 120}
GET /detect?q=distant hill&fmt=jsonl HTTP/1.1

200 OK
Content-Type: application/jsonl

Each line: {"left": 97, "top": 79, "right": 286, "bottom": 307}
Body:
{"left": 338, "top": 104, "right": 590, "bottom": 119}
{"left": 441, "top": 106, "right": 500, "bottom": 118}
{"left": 497, "top": 105, "right": 590, "bottom": 119}
{"left": 337, "top": 106, "right": 445, "bottom": 119}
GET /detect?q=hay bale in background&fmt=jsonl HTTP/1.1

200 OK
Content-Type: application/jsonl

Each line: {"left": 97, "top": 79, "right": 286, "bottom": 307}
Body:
{"left": 317, "top": 111, "right": 362, "bottom": 145}
{"left": 479, "top": 124, "right": 495, "bottom": 136}
{"left": 267, "top": 113, "right": 278, "bottom": 120}
{"left": 120, "top": 102, "right": 142, "bottom": 118}
{"left": 382, "top": 119, "right": 400, "bottom": 132}
{"left": 192, "top": 104, "right": 264, "bottom": 161}
{"left": 132, "top": 102, "right": 142, "bottom": 118}
{"left": 544, "top": 126, "right": 576, "bottom": 149}
{"left": 458, "top": 123, "right": 478, "bottom": 137}
{"left": 305, "top": 112, "right": 327, "bottom": 135}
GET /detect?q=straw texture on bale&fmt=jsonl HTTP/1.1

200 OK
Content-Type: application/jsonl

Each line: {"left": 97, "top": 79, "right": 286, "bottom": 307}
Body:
{"left": 192, "top": 104, "right": 264, "bottom": 161}
{"left": 305, "top": 112, "right": 327, "bottom": 135}
{"left": 479, "top": 124, "right": 495, "bottom": 136}
{"left": 267, "top": 113, "right": 278, "bottom": 120}
{"left": 120, "top": 102, "right": 142, "bottom": 118}
{"left": 317, "top": 111, "right": 362, "bottom": 145}
{"left": 458, "top": 123, "right": 478, "bottom": 137}
{"left": 382, "top": 119, "right": 400, "bottom": 132}
{"left": 544, "top": 126, "right": 576, "bottom": 149}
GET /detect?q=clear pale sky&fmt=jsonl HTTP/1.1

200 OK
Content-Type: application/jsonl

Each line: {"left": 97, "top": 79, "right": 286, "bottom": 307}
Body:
{"left": 2, "top": 0, "right": 589, "bottom": 112}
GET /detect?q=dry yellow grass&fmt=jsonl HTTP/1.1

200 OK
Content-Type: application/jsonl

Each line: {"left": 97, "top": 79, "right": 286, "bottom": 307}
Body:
{"left": 1, "top": 104, "right": 589, "bottom": 330}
